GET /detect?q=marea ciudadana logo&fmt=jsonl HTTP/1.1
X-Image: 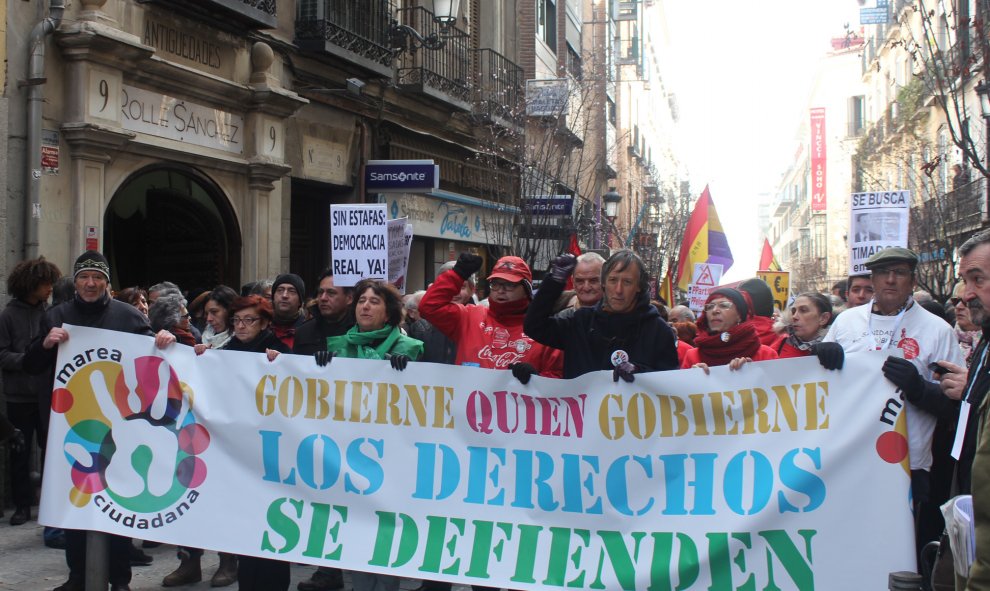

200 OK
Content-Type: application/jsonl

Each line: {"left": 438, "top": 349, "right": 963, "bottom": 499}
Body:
{"left": 52, "top": 354, "right": 209, "bottom": 529}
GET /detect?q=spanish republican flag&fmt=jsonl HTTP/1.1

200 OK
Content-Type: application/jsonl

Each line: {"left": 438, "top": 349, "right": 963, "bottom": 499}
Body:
{"left": 658, "top": 267, "right": 675, "bottom": 305}
{"left": 759, "top": 238, "right": 782, "bottom": 271}
{"left": 674, "top": 185, "right": 734, "bottom": 290}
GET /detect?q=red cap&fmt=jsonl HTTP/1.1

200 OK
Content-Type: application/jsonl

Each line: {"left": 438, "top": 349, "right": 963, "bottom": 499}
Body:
{"left": 487, "top": 256, "right": 532, "bottom": 284}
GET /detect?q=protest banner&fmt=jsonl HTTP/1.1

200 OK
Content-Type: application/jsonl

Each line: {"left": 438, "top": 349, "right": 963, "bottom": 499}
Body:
{"left": 757, "top": 271, "right": 791, "bottom": 312}
{"left": 41, "top": 327, "right": 916, "bottom": 590}
{"left": 687, "top": 263, "right": 723, "bottom": 313}
{"left": 387, "top": 217, "right": 413, "bottom": 293}
{"left": 330, "top": 204, "right": 388, "bottom": 286}
{"left": 849, "top": 191, "right": 910, "bottom": 274}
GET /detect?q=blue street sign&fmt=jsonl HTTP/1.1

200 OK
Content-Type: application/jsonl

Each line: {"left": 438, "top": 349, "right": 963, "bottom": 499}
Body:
{"left": 365, "top": 160, "right": 439, "bottom": 193}
{"left": 860, "top": 7, "right": 889, "bottom": 24}
{"left": 521, "top": 195, "right": 574, "bottom": 216}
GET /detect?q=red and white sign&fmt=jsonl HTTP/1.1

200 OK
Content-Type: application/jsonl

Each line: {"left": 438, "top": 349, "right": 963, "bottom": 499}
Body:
{"left": 687, "top": 263, "right": 724, "bottom": 312}
{"left": 810, "top": 108, "right": 827, "bottom": 212}
{"left": 85, "top": 226, "right": 99, "bottom": 251}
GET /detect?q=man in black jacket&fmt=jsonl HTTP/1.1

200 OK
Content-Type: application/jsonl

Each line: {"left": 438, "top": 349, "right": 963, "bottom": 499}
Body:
{"left": 0, "top": 256, "right": 62, "bottom": 526}
{"left": 24, "top": 251, "right": 175, "bottom": 591}
{"left": 524, "top": 249, "right": 678, "bottom": 381}
{"left": 293, "top": 270, "right": 353, "bottom": 591}
{"left": 293, "top": 270, "right": 354, "bottom": 357}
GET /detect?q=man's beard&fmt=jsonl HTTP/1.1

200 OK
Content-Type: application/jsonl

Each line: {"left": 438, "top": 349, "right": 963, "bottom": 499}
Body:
{"left": 971, "top": 299, "right": 988, "bottom": 328}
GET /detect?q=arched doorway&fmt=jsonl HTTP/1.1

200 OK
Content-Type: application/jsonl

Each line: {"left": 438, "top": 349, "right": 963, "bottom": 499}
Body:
{"left": 105, "top": 165, "right": 241, "bottom": 293}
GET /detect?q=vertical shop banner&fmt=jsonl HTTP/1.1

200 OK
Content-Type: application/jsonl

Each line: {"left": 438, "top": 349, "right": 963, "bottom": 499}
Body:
{"left": 41, "top": 327, "right": 917, "bottom": 591}
{"left": 810, "top": 108, "right": 827, "bottom": 211}
{"left": 849, "top": 191, "right": 911, "bottom": 274}
{"left": 330, "top": 204, "right": 388, "bottom": 286}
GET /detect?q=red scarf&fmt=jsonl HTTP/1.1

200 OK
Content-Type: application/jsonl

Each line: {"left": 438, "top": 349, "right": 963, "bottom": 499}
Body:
{"left": 692, "top": 321, "right": 762, "bottom": 366}
{"left": 488, "top": 297, "right": 529, "bottom": 323}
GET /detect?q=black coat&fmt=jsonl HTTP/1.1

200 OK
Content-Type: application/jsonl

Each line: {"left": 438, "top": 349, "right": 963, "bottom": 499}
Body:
{"left": 23, "top": 294, "right": 154, "bottom": 374}
{"left": 524, "top": 276, "right": 679, "bottom": 379}
{"left": 292, "top": 312, "right": 354, "bottom": 356}
{"left": 957, "top": 332, "right": 990, "bottom": 494}
{"left": 0, "top": 299, "right": 51, "bottom": 401}
{"left": 226, "top": 329, "right": 291, "bottom": 354}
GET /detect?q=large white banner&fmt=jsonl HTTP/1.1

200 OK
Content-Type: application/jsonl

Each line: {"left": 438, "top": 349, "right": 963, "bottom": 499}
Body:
{"left": 41, "top": 327, "right": 916, "bottom": 590}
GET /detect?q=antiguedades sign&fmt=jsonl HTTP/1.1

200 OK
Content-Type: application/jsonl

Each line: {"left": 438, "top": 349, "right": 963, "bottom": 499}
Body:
{"left": 365, "top": 160, "right": 439, "bottom": 193}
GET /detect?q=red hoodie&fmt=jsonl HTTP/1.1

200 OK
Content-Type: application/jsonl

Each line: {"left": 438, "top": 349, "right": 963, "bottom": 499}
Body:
{"left": 419, "top": 270, "right": 563, "bottom": 377}
{"left": 749, "top": 315, "right": 779, "bottom": 347}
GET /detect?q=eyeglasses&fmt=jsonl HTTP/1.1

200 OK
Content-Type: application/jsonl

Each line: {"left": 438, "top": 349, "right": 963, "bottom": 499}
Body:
{"left": 704, "top": 301, "right": 734, "bottom": 312}
{"left": 873, "top": 267, "right": 913, "bottom": 278}
{"left": 231, "top": 317, "right": 260, "bottom": 326}
{"left": 489, "top": 280, "right": 521, "bottom": 292}
{"left": 950, "top": 297, "right": 963, "bottom": 306}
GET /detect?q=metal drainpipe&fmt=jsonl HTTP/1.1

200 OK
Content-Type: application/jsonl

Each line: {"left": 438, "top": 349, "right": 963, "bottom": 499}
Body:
{"left": 25, "top": 0, "right": 66, "bottom": 260}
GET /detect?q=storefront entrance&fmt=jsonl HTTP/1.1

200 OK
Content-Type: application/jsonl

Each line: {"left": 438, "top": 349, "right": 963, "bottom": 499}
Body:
{"left": 105, "top": 165, "right": 241, "bottom": 293}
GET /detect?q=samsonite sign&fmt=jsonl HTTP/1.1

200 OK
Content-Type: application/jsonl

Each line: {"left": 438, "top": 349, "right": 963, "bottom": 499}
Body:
{"left": 365, "top": 160, "right": 439, "bottom": 193}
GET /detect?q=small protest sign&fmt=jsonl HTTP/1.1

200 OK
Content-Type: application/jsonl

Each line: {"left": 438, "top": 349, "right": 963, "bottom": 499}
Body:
{"left": 330, "top": 204, "right": 388, "bottom": 286}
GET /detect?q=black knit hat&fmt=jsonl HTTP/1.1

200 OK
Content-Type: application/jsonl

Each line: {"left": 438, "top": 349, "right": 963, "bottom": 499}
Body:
{"left": 272, "top": 273, "right": 306, "bottom": 299}
{"left": 706, "top": 287, "right": 749, "bottom": 321}
{"left": 739, "top": 278, "right": 774, "bottom": 317}
{"left": 73, "top": 251, "right": 110, "bottom": 281}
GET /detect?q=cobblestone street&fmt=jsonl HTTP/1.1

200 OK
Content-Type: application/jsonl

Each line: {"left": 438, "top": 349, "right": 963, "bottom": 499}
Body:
{"left": 0, "top": 514, "right": 467, "bottom": 591}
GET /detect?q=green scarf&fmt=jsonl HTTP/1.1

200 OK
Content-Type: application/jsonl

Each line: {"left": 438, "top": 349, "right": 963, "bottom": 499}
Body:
{"left": 327, "top": 324, "right": 401, "bottom": 360}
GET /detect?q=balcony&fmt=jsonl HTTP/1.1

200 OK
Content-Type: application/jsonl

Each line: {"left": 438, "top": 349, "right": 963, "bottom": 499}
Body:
{"left": 913, "top": 178, "right": 987, "bottom": 241}
{"left": 295, "top": 0, "right": 395, "bottom": 77}
{"left": 394, "top": 6, "right": 471, "bottom": 109}
{"left": 471, "top": 48, "right": 523, "bottom": 128}
{"left": 139, "top": 0, "right": 277, "bottom": 29}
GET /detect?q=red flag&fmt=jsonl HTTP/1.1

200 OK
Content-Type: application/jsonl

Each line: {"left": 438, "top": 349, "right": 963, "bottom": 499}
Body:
{"left": 759, "top": 238, "right": 782, "bottom": 271}
{"left": 565, "top": 234, "right": 581, "bottom": 290}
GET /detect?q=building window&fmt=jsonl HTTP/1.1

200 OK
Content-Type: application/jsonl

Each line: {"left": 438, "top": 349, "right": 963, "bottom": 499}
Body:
{"left": 847, "top": 95, "right": 865, "bottom": 136}
{"left": 537, "top": 0, "right": 557, "bottom": 52}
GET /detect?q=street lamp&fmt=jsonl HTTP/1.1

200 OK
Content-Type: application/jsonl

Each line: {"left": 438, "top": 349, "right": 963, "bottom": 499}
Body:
{"left": 603, "top": 187, "right": 622, "bottom": 218}
{"left": 603, "top": 187, "right": 622, "bottom": 248}
{"left": 390, "top": 0, "right": 463, "bottom": 52}
{"left": 976, "top": 80, "right": 990, "bottom": 219}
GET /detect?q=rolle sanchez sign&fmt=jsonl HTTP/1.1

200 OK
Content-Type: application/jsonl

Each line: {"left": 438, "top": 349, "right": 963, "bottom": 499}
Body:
{"left": 365, "top": 160, "right": 439, "bottom": 193}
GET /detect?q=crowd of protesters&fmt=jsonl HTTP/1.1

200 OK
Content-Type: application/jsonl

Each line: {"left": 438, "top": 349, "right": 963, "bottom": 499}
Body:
{"left": 5, "top": 241, "right": 990, "bottom": 591}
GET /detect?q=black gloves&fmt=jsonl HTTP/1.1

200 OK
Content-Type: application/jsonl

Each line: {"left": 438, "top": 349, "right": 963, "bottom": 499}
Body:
{"left": 549, "top": 253, "right": 578, "bottom": 283}
{"left": 388, "top": 354, "right": 410, "bottom": 371}
{"left": 882, "top": 357, "right": 925, "bottom": 402}
{"left": 812, "top": 342, "right": 844, "bottom": 370}
{"left": 613, "top": 362, "right": 637, "bottom": 383}
{"left": 314, "top": 351, "right": 334, "bottom": 367}
{"left": 453, "top": 252, "right": 483, "bottom": 280}
{"left": 509, "top": 362, "right": 538, "bottom": 384}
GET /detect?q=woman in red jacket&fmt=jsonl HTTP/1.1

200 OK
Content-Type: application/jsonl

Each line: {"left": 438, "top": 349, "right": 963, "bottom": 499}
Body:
{"left": 681, "top": 287, "right": 778, "bottom": 371}
{"left": 419, "top": 253, "right": 563, "bottom": 381}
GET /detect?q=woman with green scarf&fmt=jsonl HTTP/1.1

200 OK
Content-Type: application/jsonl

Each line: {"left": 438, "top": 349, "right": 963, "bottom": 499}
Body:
{"left": 315, "top": 278, "right": 423, "bottom": 368}
{"left": 312, "top": 278, "right": 422, "bottom": 591}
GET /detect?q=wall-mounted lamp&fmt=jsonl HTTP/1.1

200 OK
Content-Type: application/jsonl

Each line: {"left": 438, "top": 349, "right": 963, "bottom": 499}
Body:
{"left": 603, "top": 187, "right": 623, "bottom": 219}
{"left": 389, "top": 0, "right": 465, "bottom": 53}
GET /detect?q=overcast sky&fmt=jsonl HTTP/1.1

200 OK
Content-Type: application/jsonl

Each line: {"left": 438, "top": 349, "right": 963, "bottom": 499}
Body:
{"left": 664, "top": 1, "right": 862, "bottom": 281}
